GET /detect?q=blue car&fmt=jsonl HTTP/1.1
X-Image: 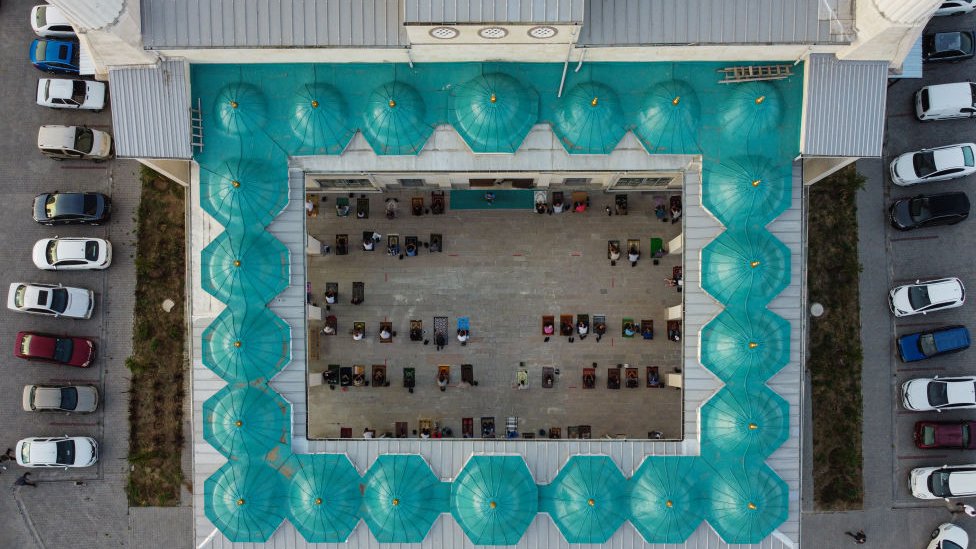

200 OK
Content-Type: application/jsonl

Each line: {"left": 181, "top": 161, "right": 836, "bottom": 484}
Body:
{"left": 30, "top": 38, "right": 78, "bottom": 74}
{"left": 897, "top": 325, "right": 970, "bottom": 362}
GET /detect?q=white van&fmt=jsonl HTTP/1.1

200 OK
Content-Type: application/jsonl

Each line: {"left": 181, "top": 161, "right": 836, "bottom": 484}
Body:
{"left": 37, "top": 125, "right": 112, "bottom": 161}
{"left": 916, "top": 82, "right": 976, "bottom": 120}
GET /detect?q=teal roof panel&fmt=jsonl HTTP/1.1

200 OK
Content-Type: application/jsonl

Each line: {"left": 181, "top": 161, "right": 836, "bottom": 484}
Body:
{"left": 634, "top": 79, "right": 701, "bottom": 154}
{"left": 361, "top": 81, "right": 433, "bottom": 155}
{"left": 699, "top": 306, "right": 791, "bottom": 384}
{"left": 200, "top": 229, "right": 290, "bottom": 306}
{"left": 552, "top": 82, "right": 626, "bottom": 154}
{"left": 202, "top": 383, "right": 291, "bottom": 460}
{"left": 214, "top": 82, "right": 269, "bottom": 136}
{"left": 449, "top": 73, "right": 539, "bottom": 154}
{"left": 629, "top": 456, "right": 709, "bottom": 544}
{"left": 701, "top": 228, "right": 791, "bottom": 307}
{"left": 199, "top": 157, "right": 289, "bottom": 230}
{"left": 705, "top": 464, "right": 790, "bottom": 544}
{"left": 450, "top": 455, "right": 538, "bottom": 545}
{"left": 204, "top": 460, "right": 287, "bottom": 543}
{"left": 700, "top": 386, "right": 790, "bottom": 461}
{"left": 201, "top": 304, "right": 291, "bottom": 383}
{"left": 720, "top": 81, "right": 784, "bottom": 139}
{"left": 283, "top": 454, "right": 363, "bottom": 543}
{"left": 288, "top": 83, "right": 355, "bottom": 155}
{"left": 361, "top": 454, "right": 449, "bottom": 543}
{"left": 539, "top": 455, "right": 629, "bottom": 544}
{"left": 702, "top": 155, "right": 793, "bottom": 228}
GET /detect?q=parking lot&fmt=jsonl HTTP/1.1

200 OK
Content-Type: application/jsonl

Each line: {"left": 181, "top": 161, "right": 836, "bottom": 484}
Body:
{"left": 0, "top": 1, "right": 184, "bottom": 547}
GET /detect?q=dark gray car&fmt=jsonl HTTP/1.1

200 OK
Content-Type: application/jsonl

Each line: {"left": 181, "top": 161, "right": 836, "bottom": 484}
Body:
{"left": 32, "top": 191, "right": 111, "bottom": 225}
{"left": 890, "top": 192, "right": 970, "bottom": 230}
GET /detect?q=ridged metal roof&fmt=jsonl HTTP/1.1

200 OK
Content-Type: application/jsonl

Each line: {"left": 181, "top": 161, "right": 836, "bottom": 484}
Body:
{"left": 580, "top": 0, "right": 845, "bottom": 45}
{"left": 803, "top": 53, "right": 888, "bottom": 157}
{"left": 404, "top": 0, "right": 583, "bottom": 23}
{"left": 141, "top": 0, "right": 406, "bottom": 49}
{"left": 108, "top": 60, "right": 192, "bottom": 159}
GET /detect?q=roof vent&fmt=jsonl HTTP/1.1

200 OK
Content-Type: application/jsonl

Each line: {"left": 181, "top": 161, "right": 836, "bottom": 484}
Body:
{"left": 478, "top": 26, "right": 508, "bottom": 39}
{"left": 429, "top": 26, "right": 459, "bottom": 39}
{"left": 528, "top": 26, "right": 558, "bottom": 39}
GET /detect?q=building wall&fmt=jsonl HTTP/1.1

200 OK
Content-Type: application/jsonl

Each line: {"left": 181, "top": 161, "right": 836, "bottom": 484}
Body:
{"left": 838, "top": 0, "right": 940, "bottom": 66}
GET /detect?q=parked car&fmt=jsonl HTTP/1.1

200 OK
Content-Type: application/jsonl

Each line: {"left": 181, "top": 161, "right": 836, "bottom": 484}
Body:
{"left": 30, "top": 5, "right": 75, "bottom": 37}
{"left": 889, "top": 277, "right": 966, "bottom": 317}
{"left": 15, "top": 436, "right": 97, "bottom": 468}
{"left": 36, "top": 78, "right": 105, "bottom": 110}
{"left": 15, "top": 331, "right": 95, "bottom": 367}
{"left": 29, "top": 38, "right": 78, "bottom": 74}
{"left": 923, "top": 30, "right": 976, "bottom": 62}
{"left": 915, "top": 420, "right": 976, "bottom": 449}
{"left": 890, "top": 192, "right": 970, "bottom": 230}
{"left": 911, "top": 463, "right": 976, "bottom": 499}
{"left": 37, "top": 125, "right": 112, "bottom": 161}
{"left": 898, "top": 325, "right": 970, "bottom": 362}
{"left": 890, "top": 143, "right": 976, "bottom": 186}
{"left": 7, "top": 283, "right": 94, "bottom": 319}
{"left": 32, "top": 192, "right": 111, "bottom": 225}
{"left": 902, "top": 376, "right": 976, "bottom": 411}
{"left": 928, "top": 523, "right": 969, "bottom": 549}
{"left": 33, "top": 237, "right": 112, "bottom": 270}
{"left": 22, "top": 385, "right": 97, "bottom": 413}
{"left": 915, "top": 82, "right": 976, "bottom": 121}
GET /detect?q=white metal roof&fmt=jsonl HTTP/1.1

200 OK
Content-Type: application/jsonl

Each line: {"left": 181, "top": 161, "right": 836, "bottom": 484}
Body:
{"left": 803, "top": 53, "right": 889, "bottom": 158}
{"left": 108, "top": 60, "right": 192, "bottom": 159}
{"left": 141, "top": 0, "right": 407, "bottom": 49}
{"left": 579, "top": 0, "right": 850, "bottom": 45}
{"left": 403, "top": 0, "right": 584, "bottom": 24}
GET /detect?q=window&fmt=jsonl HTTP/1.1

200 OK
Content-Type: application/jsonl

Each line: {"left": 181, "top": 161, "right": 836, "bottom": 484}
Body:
{"left": 313, "top": 178, "right": 373, "bottom": 190}
{"left": 397, "top": 178, "right": 425, "bottom": 187}
{"left": 562, "top": 178, "right": 591, "bottom": 185}
{"left": 614, "top": 176, "right": 674, "bottom": 188}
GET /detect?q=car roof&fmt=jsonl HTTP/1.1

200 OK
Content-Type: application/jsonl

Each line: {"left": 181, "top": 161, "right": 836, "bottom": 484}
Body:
{"left": 26, "top": 439, "right": 61, "bottom": 464}
{"left": 31, "top": 386, "right": 63, "bottom": 408}
{"left": 932, "top": 145, "right": 968, "bottom": 169}
{"left": 929, "top": 278, "right": 965, "bottom": 303}
{"left": 949, "top": 470, "right": 976, "bottom": 495}
{"left": 928, "top": 192, "right": 971, "bottom": 214}
{"left": 947, "top": 379, "right": 976, "bottom": 405}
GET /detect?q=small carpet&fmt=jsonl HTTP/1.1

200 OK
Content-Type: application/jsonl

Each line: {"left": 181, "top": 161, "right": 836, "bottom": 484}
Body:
{"left": 449, "top": 189, "right": 534, "bottom": 210}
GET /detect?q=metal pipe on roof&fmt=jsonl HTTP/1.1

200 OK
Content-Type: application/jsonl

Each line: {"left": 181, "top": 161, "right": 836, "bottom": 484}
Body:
{"left": 575, "top": 48, "right": 586, "bottom": 72}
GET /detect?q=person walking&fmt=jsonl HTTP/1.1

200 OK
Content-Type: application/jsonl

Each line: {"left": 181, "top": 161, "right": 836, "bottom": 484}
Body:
{"left": 15, "top": 473, "right": 36, "bottom": 487}
{"left": 952, "top": 502, "right": 976, "bottom": 517}
{"left": 844, "top": 530, "right": 866, "bottom": 544}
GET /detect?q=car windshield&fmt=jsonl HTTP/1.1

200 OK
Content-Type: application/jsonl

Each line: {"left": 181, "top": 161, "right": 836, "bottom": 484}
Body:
{"left": 964, "top": 424, "right": 971, "bottom": 447}
{"left": 909, "top": 198, "right": 930, "bottom": 221}
{"left": 930, "top": 471, "right": 952, "bottom": 497}
{"left": 929, "top": 381, "right": 949, "bottom": 407}
{"left": 908, "top": 285, "right": 932, "bottom": 309}
{"left": 965, "top": 146, "right": 975, "bottom": 167}
{"left": 34, "top": 40, "right": 47, "bottom": 59}
{"left": 44, "top": 195, "right": 58, "bottom": 217}
{"left": 49, "top": 288, "right": 68, "bottom": 313}
{"left": 71, "top": 80, "right": 86, "bottom": 103}
{"left": 83, "top": 194, "right": 98, "bottom": 215}
{"left": 913, "top": 152, "right": 937, "bottom": 177}
{"left": 74, "top": 127, "right": 93, "bottom": 154}
{"left": 14, "top": 285, "right": 26, "bottom": 308}
{"left": 53, "top": 337, "right": 74, "bottom": 363}
{"left": 922, "top": 425, "right": 937, "bottom": 446}
{"left": 35, "top": 7, "right": 47, "bottom": 28}
{"left": 45, "top": 240, "right": 59, "bottom": 264}
{"left": 84, "top": 240, "right": 99, "bottom": 261}
{"left": 57, "top": 44, "right": 69, "bottom": 60}
{"left": 20, "top": 442, "right": 30, "bottom": 463}
{"left": 962, "top": 32, "right": 974, "bottom": 53}
{"left": 944, "top": 540, "right": 964, "bottom": 549}
{"left": 59, "top": 387, "right": 78, "bottom": 410}
{"left": 55, "top": 440, "right": 74, "bottom": 465}
{"left": 20, "top": 335, "right": 32, "bottom": 355}
{"left": 919, "top": 334, "right": 938, "bottom": 356}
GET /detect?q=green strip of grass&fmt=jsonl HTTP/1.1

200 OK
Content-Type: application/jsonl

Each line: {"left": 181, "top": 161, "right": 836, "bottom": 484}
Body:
{"left": 126, "top": 167, "right": 188, "bottom": 506}
{"left": 808, "top": 165, "right": 865, "bottom": 510}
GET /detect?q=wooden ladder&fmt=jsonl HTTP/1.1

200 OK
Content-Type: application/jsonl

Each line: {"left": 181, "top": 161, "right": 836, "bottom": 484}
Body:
{"left": 190, "top": 97, "right": 204, "bottom": 152}
{"left": 718, "top": 65, "right": 793, "bottom": 84}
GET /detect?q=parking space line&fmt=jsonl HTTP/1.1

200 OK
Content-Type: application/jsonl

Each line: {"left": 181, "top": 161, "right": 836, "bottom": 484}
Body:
{"left": 890, "top": 235, "right": 938, "bottom": 242}
{"left": 49, "top": 422, "right": 99, "bottom": 427}
{"left": 897, "top": 453, "right": 948, "bottom": 460}
{"left": 60, "top": 165, "right": 108, "bottom": 170}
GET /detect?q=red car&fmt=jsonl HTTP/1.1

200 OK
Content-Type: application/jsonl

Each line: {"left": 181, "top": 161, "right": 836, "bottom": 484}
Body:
{"left": 914, "top": 420, "right": 976, "bottom": 449}
{"left": 14, "top": 331, "right": 94, "bottom": 367}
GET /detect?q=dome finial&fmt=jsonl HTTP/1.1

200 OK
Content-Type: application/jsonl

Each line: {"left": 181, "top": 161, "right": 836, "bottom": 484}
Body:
{"left": 388, "top": 99, "right": 396, "bottom": 108}
{"left": 591, "top": 97, "right": 599, "bottom": 107}
{"left": 672, "top": 96, "right": 681, "bottom": 106}
{"left": 311, "top": 100, "right": 319, "bottom": 108}
{"left": 755, "top": 95, "right": 766, "bottom": 105}
{"left": 490, "top": 93, "right": 497, "bottom": 103}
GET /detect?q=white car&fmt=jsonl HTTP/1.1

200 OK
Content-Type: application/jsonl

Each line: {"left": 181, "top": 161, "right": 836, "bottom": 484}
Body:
{"left": 902, "top": 376, "right": 976, "bottom": 411}
{"left": 15, "top": 436, "right": 97, "bottom": 468}
{"left": 30, "top": 5, "right": 75, "bottom": 37}
{"left": 22, "top": 385, "right": 98, "bottom": 413}
{"left": 911, "top": 464, "right": 976, "bottom": 499}
{"left": 890, "top": 143, "right": 976, "bottom": 186}
{"left": 936, "top": 0, "right": 976, "bottom": 17}
{"left": 928, "top": 523, "right": 969, "bottom": 549}
{"left": 36, "top": 79, "right": 106, "bottom": 111}
{"left": 33, "top": 237, "right": 112, "bottom": 270}
{"left": 7, "top": 282, "right": 94, "bottom": 319}
{"left": 889, "top": 277, "right": 965, "bottom": 317}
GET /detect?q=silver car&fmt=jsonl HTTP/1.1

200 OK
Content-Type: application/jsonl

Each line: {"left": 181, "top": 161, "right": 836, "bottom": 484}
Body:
{"left": 22, "top": 385, "right": 98, "bottom": 413}
{"left": 16, "top": 436, "right": 98, "bottom": 468}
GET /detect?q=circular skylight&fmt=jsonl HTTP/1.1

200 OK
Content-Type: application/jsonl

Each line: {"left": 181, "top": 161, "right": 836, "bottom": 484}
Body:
{"left": 478, "top": 26, "right": 508, "bottom": 39}
{"left": 429, "top": 26, "right": 459, "bottom": 39}
{"left": 528, "top": 26, "right": 558, "bottom": 39}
